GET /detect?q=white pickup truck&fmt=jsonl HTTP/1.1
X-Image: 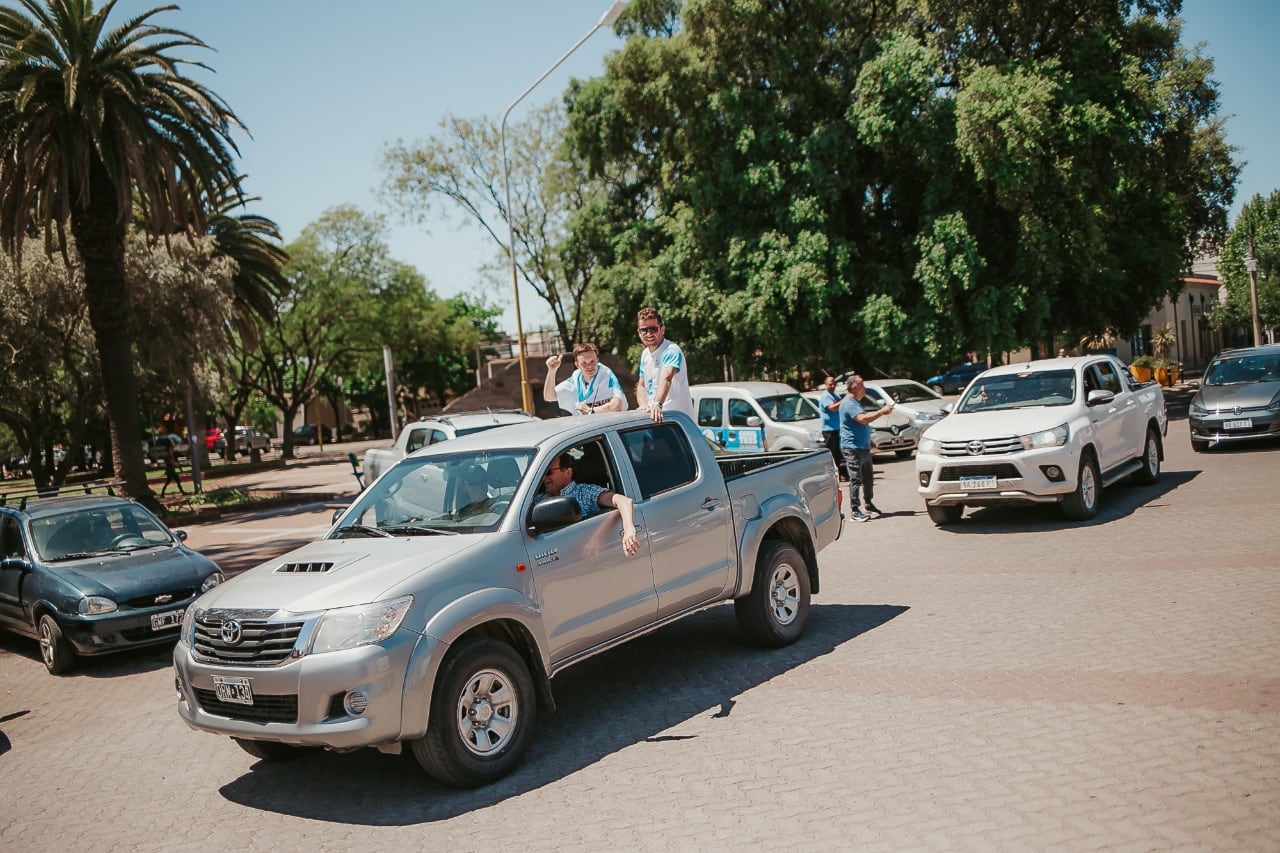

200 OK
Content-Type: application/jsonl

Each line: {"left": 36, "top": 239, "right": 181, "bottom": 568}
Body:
{"left": 915, "top": 355, "right": 1166, "bottom": 524}
{"left": 361, "top": 410, "right": 534, "bottom": 484}
{"left": 174, "top": 412, "right": 842, "bottom": 787}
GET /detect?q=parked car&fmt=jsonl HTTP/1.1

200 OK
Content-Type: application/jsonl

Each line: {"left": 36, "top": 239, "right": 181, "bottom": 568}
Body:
{"left": 148, "top": 432, "right": 187, "bottom": 462}
{"left": 292, "top": 423, "right": 320, "bottom": 445}
{"left": 1188, "top": 344, "right": 1280, "bottom": 452}
{"left": 363, "top": 410, "right": 536, "bottom": 483}
{"left": 691, "top": 381, "right": 824, "bottom": 452}
{"left": 0, "top": 494, "right": 224, "bottom": 674}
{"left": 231, "top": 426, "right": 272, "bottom": 454}
{"left": 925, "top": 361, "right": 988, "bottom": 395}
{"left": 915, "top": 355, "right": 1167, "bottom": 524}
{"left": 204, "top": 427, "right": 223, "bottom": 453}
{"left": 175, "top": 411, "right": 842, "bottom": 786}
{"left": 857, "top": 379, "right": 950, "bottom": 433}
{"left": 801, "top": 389, "right": 919, "bottom": 458}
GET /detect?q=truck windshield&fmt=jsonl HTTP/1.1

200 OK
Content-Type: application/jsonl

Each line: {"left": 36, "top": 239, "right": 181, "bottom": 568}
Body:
{"left": 334, "top": 449, "right": 535, "bottom": 536}
{"left": 956, "top": 370, "right": 1076, "bottom": 413}
{"left": 756, "top": 393, "right": 821, "bottom": 422}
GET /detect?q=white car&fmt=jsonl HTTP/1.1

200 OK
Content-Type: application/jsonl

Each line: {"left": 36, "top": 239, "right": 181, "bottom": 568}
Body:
{"left": 802, "top": 390, "right": 919, "bottom": 458}
{"left": 915, "top": 356, "right": 1167, "bottom": 524}
{"left": 857, "top": 379, "right": 949, "bottom": 434}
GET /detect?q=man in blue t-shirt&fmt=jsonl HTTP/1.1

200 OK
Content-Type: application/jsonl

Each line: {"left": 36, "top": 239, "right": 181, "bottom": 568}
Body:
{"left": 838, "top": 375, "right": 895, "bottom": 522}
{"left": 535, "top": 452, "right": 639, "bottom": 555}
{"left": 817, "top": 375, "right": 847, "bottom": 482}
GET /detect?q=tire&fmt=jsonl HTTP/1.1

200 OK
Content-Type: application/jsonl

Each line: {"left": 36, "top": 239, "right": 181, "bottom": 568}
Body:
{"left": 1131, "top": 428, "right": 1161, "bottom": 485}
{"left": 931, "top": 384, "right": 945, "bottom": 395}
{"left": 735, "top": 540, "right": 811, "bottom": 647}
{"left": 1191, "top": 438, "right": 1208, "bottom": 453}
{"left": 37, "top": 613, "right": 75, "bottom": 675}
{"left": 927, "top": 504, "right": 963, "bottom": 525}
{"left": 410, "top": 638, "right": 536, "bottom": 787}
{"left": 895, "top": 449, "right": 914, "bottom": 459}
{"left": 233, "top": 738, "right": 312, "bottom": 761}
{"left": 1061, "top": 453, "right": 1100, "bottom": 520}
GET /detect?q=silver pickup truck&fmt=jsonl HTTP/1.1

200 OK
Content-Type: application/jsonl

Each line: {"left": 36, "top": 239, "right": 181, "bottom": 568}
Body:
{"left": 174, "top": 412, "right": 842, "bottom": 786}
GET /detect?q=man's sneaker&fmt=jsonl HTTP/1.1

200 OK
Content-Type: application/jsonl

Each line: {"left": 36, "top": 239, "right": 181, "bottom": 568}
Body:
{"left": 864, "top": 503, "right": 883, "bottom": 519}
{"left": 850, "top": 511, "right": 871, "bottom": 522}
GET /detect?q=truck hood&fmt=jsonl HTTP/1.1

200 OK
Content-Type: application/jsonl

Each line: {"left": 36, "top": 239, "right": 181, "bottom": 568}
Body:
{"left": 922, "top": 407, "right": 1071, "bottom": 441}
{"left": 194, "top": 536, "right": 482, "bottom": 613}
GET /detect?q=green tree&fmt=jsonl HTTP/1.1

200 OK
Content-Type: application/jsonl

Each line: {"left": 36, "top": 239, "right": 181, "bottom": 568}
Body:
{"left": 568, "top": 0, "right": 1238, "bottom": 380}
{"left": 0, "top": 0, "right": 246, "bottom": 500}
{"left": 1213, "top": 190, "right": 1280, "bottom": 337}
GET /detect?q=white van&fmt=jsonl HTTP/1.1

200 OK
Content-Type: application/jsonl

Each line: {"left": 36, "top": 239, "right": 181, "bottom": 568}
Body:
{"left": 690, "top": 382, "right": 825, "bottom": 451}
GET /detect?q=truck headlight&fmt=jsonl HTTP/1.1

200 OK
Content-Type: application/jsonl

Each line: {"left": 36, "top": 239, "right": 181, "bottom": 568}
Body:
{"left": 918, "top": 436, "right": 939, "bottom": 455}
{"left": 1020, "top": 423, "right": 1069, "bottom": 450}
{"left": 307, "top": 595, "right": 414, "bottom": 655}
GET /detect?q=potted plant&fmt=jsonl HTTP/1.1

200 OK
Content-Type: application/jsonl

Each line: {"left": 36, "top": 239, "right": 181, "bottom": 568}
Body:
{"left": 1151, "top": 357, "right": 1181, "bottom": 386}
{"left": 1150, "top": 324, "right": 1178, "bottom": 384}
{"left": 1129, "top": 354, "right": 1154, "bottom": 383}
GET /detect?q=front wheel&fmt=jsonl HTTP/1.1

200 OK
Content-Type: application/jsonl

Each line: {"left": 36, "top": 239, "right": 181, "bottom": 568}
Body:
{"left": 1061, "top": 453, "right": 1100, "bottom": 520}
{"left": 1131, "top": 428, "right": 1161, "bottom": 485}
{"left": 931, "top": 384, "right": 945, "bottom": 395}
{"left": 927, "top": 504, "right": 963, "bottom": 525}
{"left": 410, "top": 638, "right": 536, "bottom": 787}
{"left": 38, "top": 613, "right": 75, "bottom": 675}
{"left": 735, "top": 540, "right": 811, "bottom": 647}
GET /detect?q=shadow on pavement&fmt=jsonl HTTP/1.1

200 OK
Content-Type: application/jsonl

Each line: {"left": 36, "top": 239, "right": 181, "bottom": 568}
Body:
{"left": 217, "top": 601, "right": 908, "bottom": 823}
{"left": 0, "top": 630, "right": 174, "bottom": 677}
{"left": 936, "top": 468, "right": 1199, "bottom": 533}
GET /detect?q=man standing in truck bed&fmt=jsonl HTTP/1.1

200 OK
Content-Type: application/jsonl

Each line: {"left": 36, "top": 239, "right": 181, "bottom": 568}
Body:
{"left": 635, "top": 306, "right": 694, "bottom": 423}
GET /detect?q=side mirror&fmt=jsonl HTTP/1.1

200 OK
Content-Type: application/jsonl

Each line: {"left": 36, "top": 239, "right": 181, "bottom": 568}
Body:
{"left": 940, "top": 403, "right": 953, "bottom": 415}
{"left": 1086, "top": 389, "right": 1115, "bottom": 406}
{"left": 1, "top": 555, "right": 32, "bottom": 572}
{"left": 172, "top": 529, "right": 188, "bottom": 542}
{"left": 528, "top": 496, "right": 582, "bottom": 534}
{"left": 746, "top": 415, "right": 763, "bottom": 428}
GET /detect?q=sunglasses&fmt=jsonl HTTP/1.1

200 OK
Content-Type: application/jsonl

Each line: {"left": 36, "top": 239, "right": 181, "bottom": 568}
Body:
{"left": 637, "top": 326, "right": 660, "bottom": 335}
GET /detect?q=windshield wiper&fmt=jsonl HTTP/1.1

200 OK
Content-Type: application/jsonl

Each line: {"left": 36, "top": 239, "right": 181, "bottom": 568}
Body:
{"left": 381, "top": 523, "right": 460, "bottom": 536}
{"left": 48, "top": 551, "right": 110, "bottom": 562}
{"left": 335, "top": 524, "right": 393, "bottom": 539}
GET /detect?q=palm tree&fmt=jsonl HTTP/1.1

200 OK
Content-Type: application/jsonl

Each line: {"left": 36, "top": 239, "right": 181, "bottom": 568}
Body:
{"left": 0, "top": 0, "right": 244, "bottom": 500}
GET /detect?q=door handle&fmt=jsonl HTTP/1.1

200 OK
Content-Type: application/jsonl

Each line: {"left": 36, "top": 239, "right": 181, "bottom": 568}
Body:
{"left": 700, "top": 497, "right": 721, "bottom": 511}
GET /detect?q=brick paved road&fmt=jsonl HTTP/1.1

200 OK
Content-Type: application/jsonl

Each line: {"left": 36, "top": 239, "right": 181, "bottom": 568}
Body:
{"left": 2, "top": 423, "right": 1277, "bottom": 850}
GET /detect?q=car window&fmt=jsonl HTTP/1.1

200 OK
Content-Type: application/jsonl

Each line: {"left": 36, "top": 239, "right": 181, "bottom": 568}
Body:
{"left": 697, "top": 397, "right": 723, "bottom": 427}
{"left": 1, "top": 514, "right": 24, "bottom": 559}
{"left": 620, "top": 424, "right": 698, "bottom": 499}
{"left": 882, "top": 383, "right": 940, "bottom": 403}
{"left": 728, "top": 398, "right": 757, "bottom": 427}
{"left": 957, "top": 369, "right": 1075, "bottom": 412}
{"left": 1091, "top": 361, "right": 1123, "bottom": 394}
{"left": 757, "top": 393, "right": 820, "bottom": 422}
{"left": 1204, "top": 352, "right": 1280, "bottom": 385}
{"left": 404, "top": 427, "right": 431, "bottom": 453}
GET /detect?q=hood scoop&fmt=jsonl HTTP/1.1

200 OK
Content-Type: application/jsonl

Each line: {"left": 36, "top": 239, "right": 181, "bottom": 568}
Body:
{"left": 274, "top": 552, "right": 365, "bottom": 574}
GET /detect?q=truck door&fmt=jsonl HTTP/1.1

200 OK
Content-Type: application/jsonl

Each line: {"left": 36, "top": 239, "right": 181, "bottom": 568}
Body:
{"left": 527, "top": 438, "right": 658, "bottom": 664}
{"left": 1085, "top": 360, "right": 1136, "bottom": 471}
{"left": 619, "top": 424, "right": 734, "bottom": 618}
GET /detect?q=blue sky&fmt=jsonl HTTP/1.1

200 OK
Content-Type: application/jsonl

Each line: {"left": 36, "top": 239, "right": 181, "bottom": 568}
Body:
{"left": 111, "top": 0, "right": 1276, "bottom": 332}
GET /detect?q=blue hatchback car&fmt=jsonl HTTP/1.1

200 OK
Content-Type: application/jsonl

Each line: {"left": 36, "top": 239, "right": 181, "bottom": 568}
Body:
{"left": 0, "top": 494, "right": 223, "bottom": 674}
{"left": 925, "top": 361, "right": 988, "bottom": 395}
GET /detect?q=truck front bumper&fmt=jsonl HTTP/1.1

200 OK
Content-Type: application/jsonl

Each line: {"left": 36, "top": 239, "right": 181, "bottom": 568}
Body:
{"left": 916, "top": 446, "right": 1080, "bottom": 507}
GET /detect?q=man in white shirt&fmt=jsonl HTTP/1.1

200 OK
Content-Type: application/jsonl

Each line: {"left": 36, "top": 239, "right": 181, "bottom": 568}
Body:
{"left": 543, "top": 342, "right": 628, "bottom": 416}
{"left": 635, "top": 306, "right": 694, "bottom": 423}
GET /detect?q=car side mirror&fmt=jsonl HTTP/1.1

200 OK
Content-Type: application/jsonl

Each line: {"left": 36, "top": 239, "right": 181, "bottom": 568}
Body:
{"left": 171, "top": 529, "right": 188, "bottom": 542}
{"left": 529, "top": 496, "right": 582, "bottom": 534}
{"left": 746, "top": 416, "right": 763, "bottom": 428}
{"left": 940, "top": 403, "right": 953, "bottom": 415}
{"left": 1, "top": 555, "right": 32, "bottom": 572}
{"left": 1086, "top": 389, "right": 1115, "bottom": 406}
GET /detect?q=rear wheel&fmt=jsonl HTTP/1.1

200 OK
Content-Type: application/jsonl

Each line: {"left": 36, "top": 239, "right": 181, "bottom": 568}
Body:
{"left": 410, "top": 638, "right": 536, "bottom": 787}
{"left": 926, "top": 504, "right": 963, "bottom": 525}
{"left": 735, "top": 540, "right": 811, "bottom": 647}
{"left": 930, "top": 384, "right": 945, "bottom": 395}
{"left": 37, "top": 613, "right": 75, "bottom": 675}
{"left": 1061, "top": 453, "right": 1100, "bottom": 520}
{"left": 1131, "top": 428, "right": 1161, "bottom": 485}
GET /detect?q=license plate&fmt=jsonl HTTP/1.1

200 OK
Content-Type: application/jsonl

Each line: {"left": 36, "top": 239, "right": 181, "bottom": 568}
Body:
{"left": 1223, "top": 418, "right": 1252, "bottom": 430}
{"left": 150, "top": 608, "right": 184, "bottom": 631}
{"left": 213, "top": 676, "right": 254, "bottom": 706}
{"left": 960, "top": 475, "right": 998, "bottom": 491}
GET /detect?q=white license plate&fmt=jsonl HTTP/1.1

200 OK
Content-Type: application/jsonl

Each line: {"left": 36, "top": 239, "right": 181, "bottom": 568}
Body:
{"left": 213, "top": 676, "right": 254, "bottom": 706}
{"left": 960, "top": 475, "right": 998, "bottom": 491}
{"left": 1223, "top": 418, "right": 1252, "bottom": 430}
{"left": 150, "top": 608, "right": 184, "bottom": 631}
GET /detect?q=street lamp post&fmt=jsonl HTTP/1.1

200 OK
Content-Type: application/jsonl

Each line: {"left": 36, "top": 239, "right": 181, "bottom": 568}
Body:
{"left": 500, "top": 1, "right": 628, "bottom": 413}
{"left": 1244, "top": 247, "right": 1262, "bottom": 347}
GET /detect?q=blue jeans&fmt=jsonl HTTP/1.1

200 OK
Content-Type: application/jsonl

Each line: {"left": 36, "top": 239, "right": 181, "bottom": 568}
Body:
{"left": 841, "top": 447, "right": 873, "bottom": 512}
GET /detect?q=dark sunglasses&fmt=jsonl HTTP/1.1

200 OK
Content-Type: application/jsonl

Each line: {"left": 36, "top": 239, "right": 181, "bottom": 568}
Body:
{"left": 637, "top": 326, "right": 660, "bottom": 335}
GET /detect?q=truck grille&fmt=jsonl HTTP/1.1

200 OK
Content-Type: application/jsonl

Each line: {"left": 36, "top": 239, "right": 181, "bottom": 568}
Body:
{"left": 939, "top": 436, "right": 1021, "bottom": 456}
{"left": 193, "top": 689, "right": 298, "bottom": 723}
{"left": 192, "top": 612, "right": 306, "bottom": 665}
{"left": 938, "top": 463, "right": 1021, "bottom": 481}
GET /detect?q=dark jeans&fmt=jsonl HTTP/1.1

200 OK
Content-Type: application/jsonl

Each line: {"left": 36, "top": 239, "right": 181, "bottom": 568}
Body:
{"left": 841, "top": 447, "right": 873, "bottom": 512}
{"left": 822, "top": 430, "right": 847, "bottom": 479}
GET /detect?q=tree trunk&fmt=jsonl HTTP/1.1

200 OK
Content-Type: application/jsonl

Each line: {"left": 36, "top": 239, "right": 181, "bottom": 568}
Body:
{"left": 69, "top": 162, "right": 153, "bottom": 503}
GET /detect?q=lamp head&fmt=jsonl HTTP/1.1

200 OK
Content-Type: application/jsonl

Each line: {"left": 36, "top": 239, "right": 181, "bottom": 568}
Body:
{"left": 600, "top": 1, "right": 628, "bottom": 28}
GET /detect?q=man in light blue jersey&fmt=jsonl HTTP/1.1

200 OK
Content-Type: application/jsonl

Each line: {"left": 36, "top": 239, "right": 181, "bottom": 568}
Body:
{"left": 635, "top": 306, "right": 694, "bottom": 423}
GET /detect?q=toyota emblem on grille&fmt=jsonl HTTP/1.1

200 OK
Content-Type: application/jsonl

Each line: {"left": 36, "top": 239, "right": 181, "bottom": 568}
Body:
{"left": 220, "top": 619, "right": 243, "bottom": 645}
{"left": 966, "top": 440, "right": 985, "bottom": 455}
